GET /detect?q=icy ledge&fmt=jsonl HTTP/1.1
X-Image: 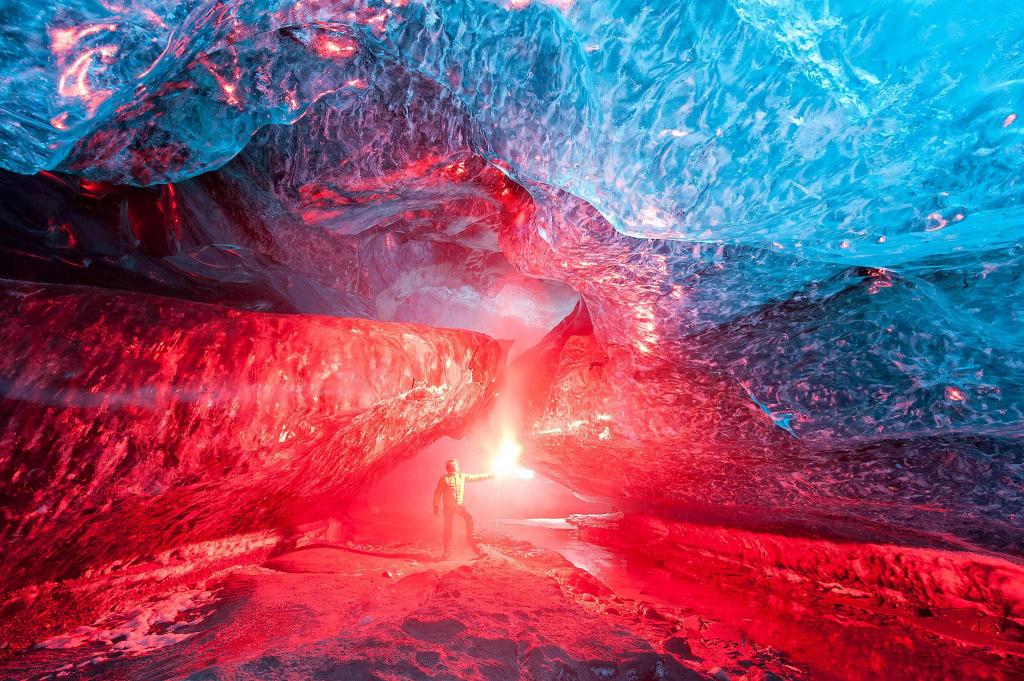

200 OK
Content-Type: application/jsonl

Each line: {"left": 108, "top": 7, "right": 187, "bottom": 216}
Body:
{"left": 0, "top": 279, "right": 502, "bottom": 651}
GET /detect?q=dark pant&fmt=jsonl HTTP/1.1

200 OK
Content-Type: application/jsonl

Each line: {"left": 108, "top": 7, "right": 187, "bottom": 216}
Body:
{"left": 442, "top": 504, "right": 477, "bottom": 553}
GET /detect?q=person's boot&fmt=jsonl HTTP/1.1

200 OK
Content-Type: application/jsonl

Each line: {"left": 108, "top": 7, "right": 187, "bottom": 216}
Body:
{"left": 441, "top": 548, "right": 451, "bottom": 561}
{"left": 471, "top": 543, "right": 484, "bottom": 557}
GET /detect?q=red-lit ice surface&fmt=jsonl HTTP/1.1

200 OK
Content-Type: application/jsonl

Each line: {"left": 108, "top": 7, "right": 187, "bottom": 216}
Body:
{"left": 551, "top": 515, "right": 1024, "bottom": 681}
{"left": 0, "top": 528, "right": 804, "bottom": 681}
{"left": 0, "top": 279, "right": 502, "bottom": 654}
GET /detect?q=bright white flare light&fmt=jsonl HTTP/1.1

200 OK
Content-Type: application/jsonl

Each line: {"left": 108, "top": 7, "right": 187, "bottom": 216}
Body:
{"left": 491, "top": 437, "right": 534, "bottom": 479}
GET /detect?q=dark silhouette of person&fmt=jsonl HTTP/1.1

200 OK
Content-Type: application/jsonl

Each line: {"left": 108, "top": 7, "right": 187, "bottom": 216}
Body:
{"left": 432, "top": 458, "right": 494, "bottom": 559}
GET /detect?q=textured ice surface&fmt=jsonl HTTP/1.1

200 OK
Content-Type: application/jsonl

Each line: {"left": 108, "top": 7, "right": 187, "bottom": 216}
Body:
{"left": 1, "top": 0, "right": 1021, "bottom": 439}
{"left": 3, "top": 0, "right": 1023, "bottom": 256}
{"left": 0, "top": 279, "right": 501, "bottom": 647}
{"left": 0, "top": 0, "right": 1022, "bottom": 656}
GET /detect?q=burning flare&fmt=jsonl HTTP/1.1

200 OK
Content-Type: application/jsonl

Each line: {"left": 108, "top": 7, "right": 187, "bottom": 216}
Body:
{"left": 490, "top": 436, "right": 534, "bottom": 479}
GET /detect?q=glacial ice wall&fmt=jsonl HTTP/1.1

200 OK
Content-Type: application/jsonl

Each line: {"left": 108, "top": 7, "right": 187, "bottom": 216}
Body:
{"left": 0, "top": 0, "right": 1022, "bottom": 632}
{"left": 1, "top": 0, "right": 1022, "bottom": 438}
{"left": 0, "top": 279, "right": 501, "bottom": 647}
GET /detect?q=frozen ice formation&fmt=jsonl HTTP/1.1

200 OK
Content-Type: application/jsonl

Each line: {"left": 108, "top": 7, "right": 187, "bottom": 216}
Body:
{"left": 1, "top": 0, "right": 1021, "bottom": 439}
{"left": 0, "top": 279, "right": 500, "bottom": 646}
{"left": 0, "top": 0, "right": 1022, "bottom": 655}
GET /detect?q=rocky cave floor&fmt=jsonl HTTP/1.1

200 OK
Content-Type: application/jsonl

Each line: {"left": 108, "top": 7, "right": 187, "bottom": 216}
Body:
{"left": 1, "top": 517, "right": 1021, "bottom": 681}
{"left": 0, "top": 529, "right": 799, "bottom": 681}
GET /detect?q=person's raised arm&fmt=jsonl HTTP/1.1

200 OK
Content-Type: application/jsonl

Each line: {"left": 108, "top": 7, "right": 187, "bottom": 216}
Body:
{"left": 464, "top": 472, "right": 495, "bottom": 482}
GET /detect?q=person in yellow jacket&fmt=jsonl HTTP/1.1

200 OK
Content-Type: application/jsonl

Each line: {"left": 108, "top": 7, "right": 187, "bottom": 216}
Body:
{"left": 432, "top": 458, "right": 494, "bottom": 559}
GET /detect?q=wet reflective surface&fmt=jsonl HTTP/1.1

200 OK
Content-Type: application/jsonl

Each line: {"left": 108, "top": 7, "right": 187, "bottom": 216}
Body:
{"left": 503, "top": 520, "right": 1024, "bottom": 681}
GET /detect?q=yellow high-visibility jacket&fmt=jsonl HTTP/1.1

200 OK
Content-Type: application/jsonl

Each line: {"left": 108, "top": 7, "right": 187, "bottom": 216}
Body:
{"left": 433, "top": 472, "right": 493, "bottom": 509}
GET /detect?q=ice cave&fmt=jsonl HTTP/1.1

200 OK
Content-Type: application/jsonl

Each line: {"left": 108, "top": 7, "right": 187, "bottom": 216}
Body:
{"left": 0, "top": 0, "right": 1022, "bottom": 679}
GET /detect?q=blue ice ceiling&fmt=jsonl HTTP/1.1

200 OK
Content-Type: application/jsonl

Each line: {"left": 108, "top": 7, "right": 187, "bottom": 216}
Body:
{"left": 0, "top": 0, "right": 1023, "bottom": 447}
